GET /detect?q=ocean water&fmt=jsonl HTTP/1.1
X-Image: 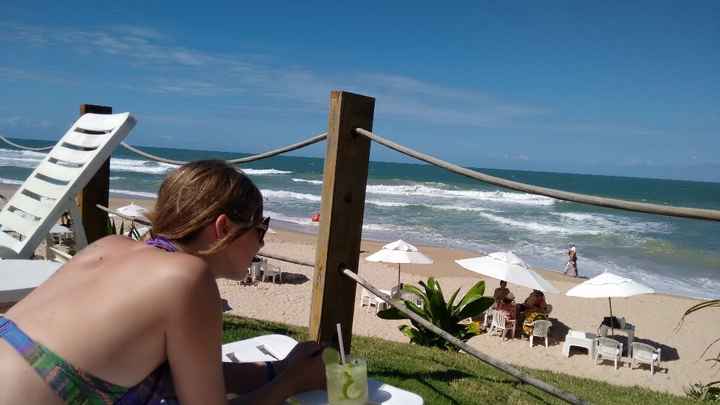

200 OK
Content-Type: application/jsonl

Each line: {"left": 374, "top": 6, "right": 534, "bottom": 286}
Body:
{"left": 2, "top": 138, "right": 719, "bottom": 300}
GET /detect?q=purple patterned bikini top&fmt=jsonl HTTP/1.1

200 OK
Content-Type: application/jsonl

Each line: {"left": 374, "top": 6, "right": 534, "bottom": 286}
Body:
{"left": 145, "top": 235, "right": 178, "bottom": 252}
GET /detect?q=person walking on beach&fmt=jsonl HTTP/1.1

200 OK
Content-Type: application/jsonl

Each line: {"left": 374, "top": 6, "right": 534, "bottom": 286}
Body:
{"left": 0, "top": 160, "right": 324, "bottom": 404}
{"left": 564, "top": 243, "right": 578, "bottom": 277}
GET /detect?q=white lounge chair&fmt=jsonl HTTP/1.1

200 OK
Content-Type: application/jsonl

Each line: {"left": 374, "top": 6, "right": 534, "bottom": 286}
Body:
{"left": 529, "top": 319, "right": 552, "bottom": 348}
{"left": 0, "top": 112, "right": 136, "bottom": 259}
{"left": 0, "top": 113, "right": 135, "bottom": 306}
{"left": 631, "top": 342, "right": 662, "bottom": 374}
{"left": 594, "top": 337, "right": 623, "bottom": 369}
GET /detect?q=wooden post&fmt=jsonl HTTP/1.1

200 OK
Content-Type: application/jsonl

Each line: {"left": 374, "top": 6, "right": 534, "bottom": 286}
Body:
{"left": 309, "top": 91, "right": 375, "bottom": 352}
{"left": 77, "top": 104, "right": 112, "bottom": 244}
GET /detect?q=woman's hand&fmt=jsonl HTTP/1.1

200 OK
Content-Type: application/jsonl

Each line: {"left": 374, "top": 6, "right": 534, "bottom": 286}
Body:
{"left": 278, "top": 341, "right": 326, "bottom": 394}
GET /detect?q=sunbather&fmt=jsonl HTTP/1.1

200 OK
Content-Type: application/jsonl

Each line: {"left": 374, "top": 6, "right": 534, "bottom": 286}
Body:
{"left": 0, "top": 160, "right": 324, "bottom": 405}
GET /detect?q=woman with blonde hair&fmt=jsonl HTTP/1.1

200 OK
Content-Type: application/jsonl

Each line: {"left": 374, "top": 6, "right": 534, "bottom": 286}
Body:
{"left": 0, "top": 160, "right": 324, "bottom": 404}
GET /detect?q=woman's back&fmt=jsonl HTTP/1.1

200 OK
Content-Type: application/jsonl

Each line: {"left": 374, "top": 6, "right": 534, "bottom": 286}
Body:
{"left": 0, "top": 235, "right": 217, "bottom": 404}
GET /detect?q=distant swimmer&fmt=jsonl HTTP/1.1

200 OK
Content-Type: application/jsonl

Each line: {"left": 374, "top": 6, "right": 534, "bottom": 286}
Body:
{"left": 563, "top": 243, "right": 578, "bottom": 277}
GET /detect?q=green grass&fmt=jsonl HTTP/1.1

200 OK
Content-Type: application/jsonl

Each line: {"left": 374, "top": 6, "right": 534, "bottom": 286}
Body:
{"left": 223, "top": 315, "right": 688, "bottom": 404}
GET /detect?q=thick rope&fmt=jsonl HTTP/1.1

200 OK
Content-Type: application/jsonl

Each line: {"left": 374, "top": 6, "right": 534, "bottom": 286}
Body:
{"left": 120, "top": 132, "right": 328, "bottom": 166}
{"left": 0, "top": 135, "right": 54, "bottom": 151}
{"left": 356, "top": 128, "right": 720, "bottom": 222}
{"left": 341, "top": 268, "right": 587, "bottom": 404}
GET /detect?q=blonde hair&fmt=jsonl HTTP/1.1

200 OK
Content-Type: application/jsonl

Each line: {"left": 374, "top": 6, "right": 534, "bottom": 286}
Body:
{"left": 149, "top": 160, "right": 263, "bottom": 255}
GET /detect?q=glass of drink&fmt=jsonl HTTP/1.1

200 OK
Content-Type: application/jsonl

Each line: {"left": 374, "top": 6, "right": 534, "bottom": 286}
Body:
{"left": 324, "top": 355, "right": 368, "bottom": 405}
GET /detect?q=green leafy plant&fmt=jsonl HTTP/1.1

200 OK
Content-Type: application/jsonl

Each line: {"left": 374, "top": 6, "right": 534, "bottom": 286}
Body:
{"left": 681, "top": 300, "right": 720, "bottom": 401}
{"left": 377, "top": 277, "right": 494, "bottom": 351}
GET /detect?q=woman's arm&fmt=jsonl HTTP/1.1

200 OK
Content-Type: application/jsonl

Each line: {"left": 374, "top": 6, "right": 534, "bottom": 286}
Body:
{"left": 224, "top": 341, "right": 326, "bottom": 398}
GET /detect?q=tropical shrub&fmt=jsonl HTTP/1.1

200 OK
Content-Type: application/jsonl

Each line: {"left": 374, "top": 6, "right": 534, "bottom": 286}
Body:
{"left": 681, "top": 299, "right": 720, "bottom": 401}
{"left": 377, "top": 277, "right": 494, "bottom": 351}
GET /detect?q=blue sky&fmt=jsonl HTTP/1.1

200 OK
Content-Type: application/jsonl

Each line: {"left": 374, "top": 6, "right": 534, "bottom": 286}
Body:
{"left": 1, "top": 1, "right": 718, "bottom": 182}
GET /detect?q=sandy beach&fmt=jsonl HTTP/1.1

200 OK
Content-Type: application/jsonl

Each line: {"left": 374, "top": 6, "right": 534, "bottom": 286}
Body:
{"left": 2, "top": 184, "right": 719, "bottom": 396}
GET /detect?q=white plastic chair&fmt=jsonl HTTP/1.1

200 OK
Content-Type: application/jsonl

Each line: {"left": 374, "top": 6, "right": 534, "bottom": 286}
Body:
{"left": 0, "top": 112, "right": 136, "bottom": 259}
{"left": 595, "top": 337, "right": 623, "bottom": 369}
{"left": 631, "top": 342, "right": 662, "bottom": 374}
{"left": 488, "top": 310, "right": 516, "bottom": 339}
{"left": 529, "top": 319, "right": 552, "bottom": 348}
{"left": 262, "top": 261, "right": 283, "bottom": 283}
{"left": 563, "top": 330, "right": 597, "bottom": 359}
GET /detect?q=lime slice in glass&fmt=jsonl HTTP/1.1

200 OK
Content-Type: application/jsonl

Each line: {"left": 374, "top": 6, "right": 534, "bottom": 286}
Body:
{"left": 343, "top": 380, "right": 365, "bottom": 400}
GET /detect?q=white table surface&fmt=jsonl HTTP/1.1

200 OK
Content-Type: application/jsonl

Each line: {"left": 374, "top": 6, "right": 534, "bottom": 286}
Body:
{"left": 222, "top": 335, "right": 423, "bottom": 404}
{"left": 0, "top": 260, "right": 61, "bottom": 303}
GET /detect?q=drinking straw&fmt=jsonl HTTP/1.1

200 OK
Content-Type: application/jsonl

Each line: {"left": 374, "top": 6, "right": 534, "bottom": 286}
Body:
{"left": 336, "top": 323, "right": 346, "bottom": 364}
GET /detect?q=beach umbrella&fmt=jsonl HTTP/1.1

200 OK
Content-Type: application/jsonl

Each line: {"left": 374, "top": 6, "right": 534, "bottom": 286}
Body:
{"left": 565, "top": 271, "right": 654, "bottom": 333}
{"left": 115, "top": 203, "right": 149, "bottom": 221}
{"left": 455, "top": 251, "right": 560, "bottom": 294}
{"left": 365, "top": 240, "right": 433, "bottom": 289}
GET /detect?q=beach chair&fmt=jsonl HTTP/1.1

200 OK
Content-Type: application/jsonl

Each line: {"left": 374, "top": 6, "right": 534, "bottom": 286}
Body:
{"left": 262, "top": 261, "right": 283, "bottom": 283}
{"left": 488, "top": 310, "right": 516, "bottom": 340}
{"left": 563, "top": 330, "right": 597, "bottom": 359}
{"left": 631, "top": 342, "right": 662, "bottom": 375}
{"left": 529, "top": 319, "right": 552, "bottom": 348}
{"left": 594, "top": 337, "right": 623, "bottom": 369}
{"left": 0, "top": 112, "right": 136, "bottom": 260}
{"left": 0, "top": 113, "right": 135, "bottom": 307}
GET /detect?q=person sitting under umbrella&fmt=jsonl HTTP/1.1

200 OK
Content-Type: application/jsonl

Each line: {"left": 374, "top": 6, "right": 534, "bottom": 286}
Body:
{"left": 522, "top": 290, "right": 550, "bottom": 336}
{"left": 493, "top": 280, "right": 512, "bottom": 306}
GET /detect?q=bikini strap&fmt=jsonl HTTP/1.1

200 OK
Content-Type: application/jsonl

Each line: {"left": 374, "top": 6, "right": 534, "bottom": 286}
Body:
{"left": 145, "top": 235, "right": 178, "bottom": 252}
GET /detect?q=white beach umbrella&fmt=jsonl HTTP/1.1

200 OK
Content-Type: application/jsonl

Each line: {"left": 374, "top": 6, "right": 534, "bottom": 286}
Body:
{"left": 50, "top": 224, "right": 72, "bottom": 236}
{"left": 566, "top": 271, "right": 655, "bottom": 333}
{"left": 455, "top": 251, "right": 560, "bottom": 294}
{"left": 365, "top": 239, "right": 433, "bottom": 288}
{"left": 115, "top": 203, "right": 149, "bottom": 221}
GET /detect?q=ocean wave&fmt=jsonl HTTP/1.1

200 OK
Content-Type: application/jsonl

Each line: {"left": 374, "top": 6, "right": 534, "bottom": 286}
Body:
{"left": 291, "top": 178, "right": 323, "bottom": 185}
{"left": 479, "top": 213, "right": 603, "bottom": 235}
{"left": 262, "top": 189, "right": 321, "bottom": 202}
{"left": 243, "top": 168, "right": 292, "bottom": 175}
{"left": 110, "top": 157, "right": 175, "bottom": 175}
{"left": 553, "top": 212, "right": 670, "bottom": 234}
{"left": 0, "top": 148, "right": 46, "bottom": 169}
{"left": 426, "top": 204, "right": 494, "bottom": 213}
{"left": 365, "top": 184, "right": 555, "bottom": 206}
{"left": 263, "top": 210, "right": 394, "bottom": 231}
{"left": 109, "top": 189, "right": 158, "bottom": 199}
{"left": 0, "top": 177, "right": 23, "bottom": 185}
{"left": 366, "top": 200, "right": 411, "bottom": 208}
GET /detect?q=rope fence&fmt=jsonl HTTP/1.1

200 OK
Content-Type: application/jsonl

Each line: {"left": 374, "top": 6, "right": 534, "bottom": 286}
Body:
{"left": 355, "top": 128, "right": 720, "bottom": 222}
{"left": 0, "top": 132, "right": 328, "bottom": 166}
{"left": 0, "top": 135, "right": 54, "bottom": 151}
{"left": 118, "top": 132, "right": 328, "bottom": 166}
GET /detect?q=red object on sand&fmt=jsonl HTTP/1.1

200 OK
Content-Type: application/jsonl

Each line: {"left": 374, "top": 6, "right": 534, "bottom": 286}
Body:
{"left": 311, "top": 213, "right": 320, "bottom": 222}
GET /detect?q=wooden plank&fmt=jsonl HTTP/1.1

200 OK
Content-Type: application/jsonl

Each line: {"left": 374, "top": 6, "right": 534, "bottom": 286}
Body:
{"left": 77, "top": 104, "right": 112, "bottom": 244}
{"left": 309, "top": 91, "right": 374, "bottom": 353}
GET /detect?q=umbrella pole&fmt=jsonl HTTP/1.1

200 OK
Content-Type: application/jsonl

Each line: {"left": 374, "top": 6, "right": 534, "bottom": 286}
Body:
{"left": 397, "top": 263, "right": 401, "bottom": 291}
{"left": 608, "top": 297, "right": 615, "bottom": 335}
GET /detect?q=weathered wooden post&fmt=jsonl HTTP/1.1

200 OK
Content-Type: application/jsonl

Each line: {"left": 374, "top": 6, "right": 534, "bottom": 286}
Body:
{"left": 77, "top": 104, "right": 112, "bottom": 244}
{"left": 309, "top": 91, "right": 375, "bottom": 352}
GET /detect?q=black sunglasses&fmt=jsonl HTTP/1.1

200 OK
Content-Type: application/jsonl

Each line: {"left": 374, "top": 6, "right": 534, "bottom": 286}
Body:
{"left": 255, "top": 216, "right": 271, "bottom": 243}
